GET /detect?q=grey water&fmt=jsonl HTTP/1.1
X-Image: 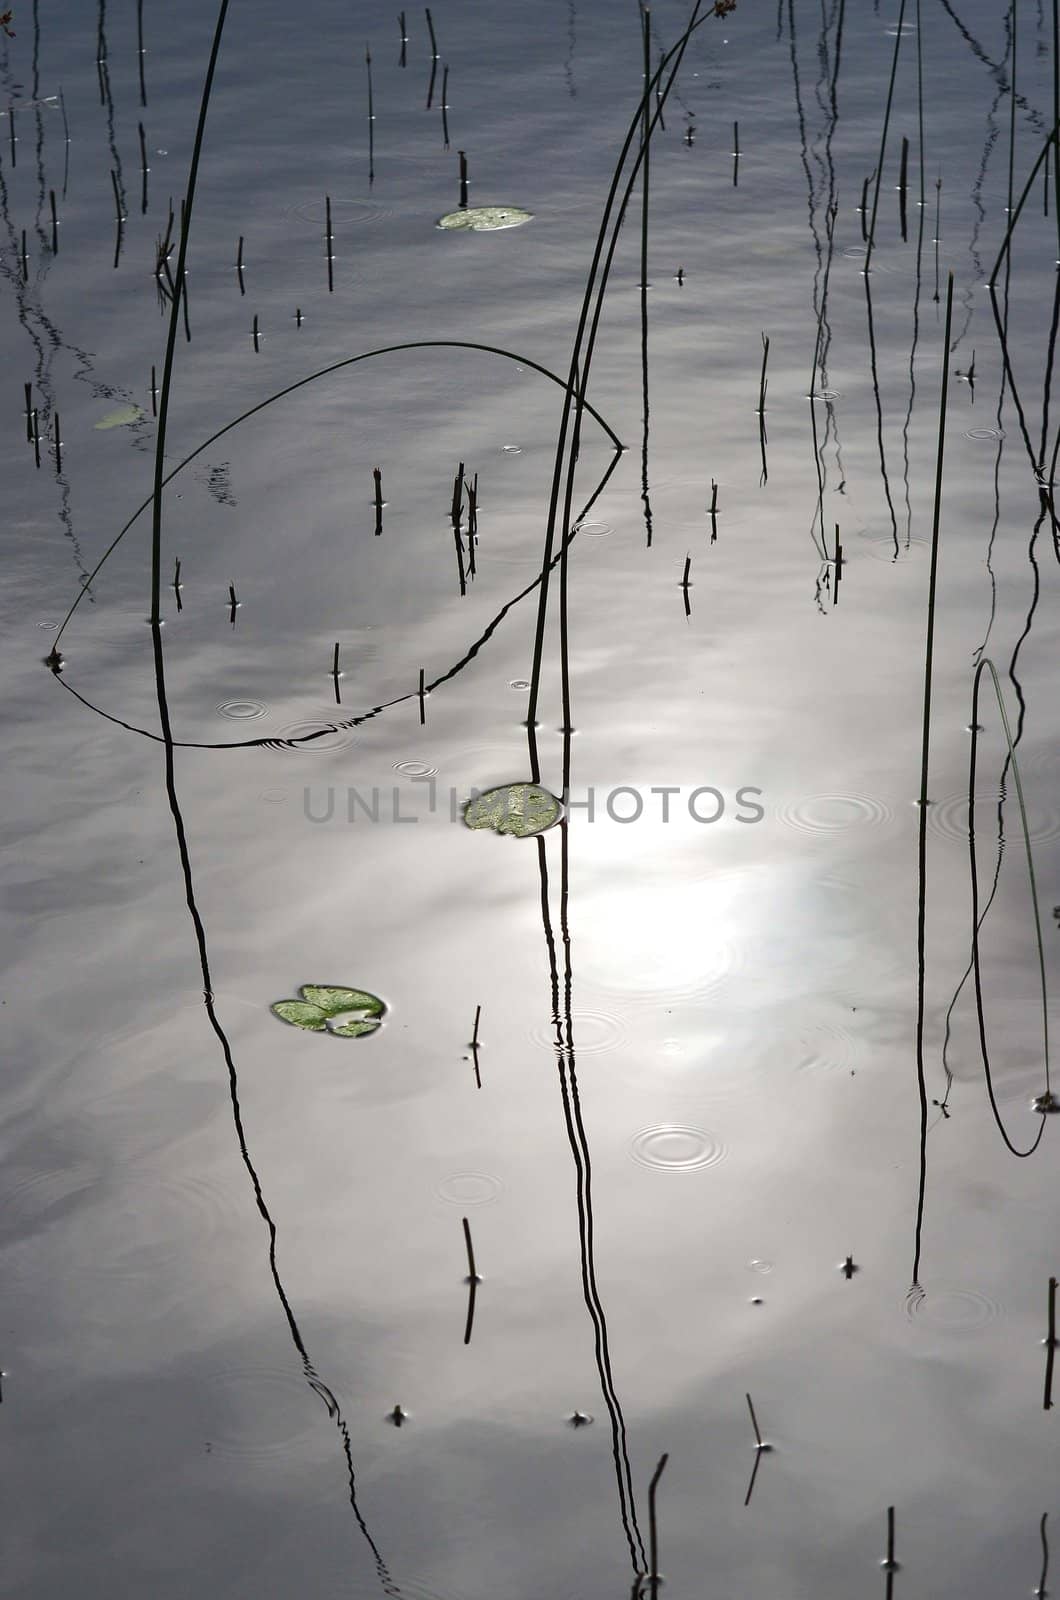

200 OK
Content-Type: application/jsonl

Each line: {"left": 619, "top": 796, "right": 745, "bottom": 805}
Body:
{"left": 2, "top": 0, "right": 1060, "bottom": 1594}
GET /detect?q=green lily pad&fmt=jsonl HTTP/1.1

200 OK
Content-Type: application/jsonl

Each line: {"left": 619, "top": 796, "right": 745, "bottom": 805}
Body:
{"left": 463, "top": 782, "right": 563, "bottom": 838}
{"left": 94, "top": 403, "right": 144, "bottom": 430}
{"left": 271, "top": 999, "right": 328, "bottom": 1031}
{"left": 271, "top": 984, "right": 386, "bottom": 1037}
{"left": 301, "top": 986, "right": 385, "bottom": 1016}
{"left": 436, "top": 205, "right": 533, "bottom": 232}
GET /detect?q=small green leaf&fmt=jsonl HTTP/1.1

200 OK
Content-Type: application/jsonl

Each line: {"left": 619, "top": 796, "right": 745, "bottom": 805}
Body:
{"left": 436, "top": 205, "right": 533, "bottom": 233}
{"left": 301, "top": 985, "right": 385, "bottom": 1018}
{"left": 271, "top": 999, "right": 328, "bottom": 1031}
{"left": 327, "top": 1015, "right": 383, "bottom": 1038}
{"left": 463, "top": 782, "right": 563, "bottom": 838}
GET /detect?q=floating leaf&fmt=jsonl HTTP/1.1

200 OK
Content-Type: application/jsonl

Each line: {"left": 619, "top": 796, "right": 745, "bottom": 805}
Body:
{"left": 463, "top": 782, "right": 563, "bottom": 838}
{"left": 302, "top": 985, "right": 385, "bottom": 1018}
{"left": 271, "top": 984, "right": 387, "bottom": 1039}
{"left": 94, "top": 403, "right": 144, "bottom": 430}
{"left": 436, "top": 205, "right": 533, "bottom": 233}
{"left": 271, "top": 999, "right": 328, "bottom": 1031}
{"left": 328, "top": 1014, "right": 383, "bottom": 1038}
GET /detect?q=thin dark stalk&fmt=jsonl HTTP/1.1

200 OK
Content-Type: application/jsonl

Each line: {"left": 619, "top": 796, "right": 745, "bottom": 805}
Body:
{"left": 471, "top": 1003, "right": 482, "bottom": 1087}
{"left": 236, "top": 233, "right": 245, "bottom": 294}
{"left": 864, "top": 269, "right": 899, "bottom": 556}
{"left": 647, "top": 1453, "right": 668, "bottom": 1597}
{"left": 441, "top": 63, "right": 449, "bottom": 147}
{"left": 757, "top": 331, "right": 769, "bottom": 412}
{"left": 466, "top": 473, "right": 478, "bottom": 577}
{"left": 139, "top": 121, "right": 148, "bottom": 213}
{"left": 367, "top": 46, "right": 375, "bottom": 183}
{"left": 733, "top": 116, "right": 739, "bottom": 185}
{"left": 544, "top": 6, "right": 712, "bottom": 781}
{"left": 373, "top": 465, "right": 384, "bottom": 535}
{"left": 32, "top": 408, "right": 40, "bottom": 469}
{"left": 865, "top": 0, "right": 907, "bottom": 270}
{"left": 462, "top": 1216, "right": 479, "bottom": 1280}
{"left": 525, "top": 3, "right": 714, "bottom": 774}
{"left": 20, "top": 226, "right": 27, "bottom": 280}
{"left": 110, "top": 169, "right": 123, "bottom": 267}
{"left": 137, "top": 0, "right": 147, "bottom": 106}
{"left": 933, "top": 175, "right": 941, "bottom": 302}
{"left": 1045, "top": 1278, "right": 1057, "bottom": 1409}
{"left": 746, "top": 1392, "right": 763, "bottom": 1445}
{"left": 1038, "top": 1513, "right": 1051, "bottom": 1598}
{"left": 24, "top": 381, "right": 32, "bottom": 443}
{"left": 49, "top": 188, "right": 57, "bottom": 253}
{"left": 53, "top": 410, "right": 61, "bottom": 473}
{"left": 899, "top": 134, "right": 909, "bottom": 240}
{"left": 150, "top": 364, "right": 157, "bottom": 415}
{"left": 640, "top": 2, "right": 653, "bottom": 547}
{"left": 418, "top": 667, "right": 426, "bottom": 724}
{"left": 884, "top": 1505, "right": 898, "bottom": 1597}
{"left": 461, "top": 1216, "right": 479, "bottom": 1345}
{"left": 425, "top": 6, "right": 438, "bottom": 57}
{"left": 912, "top": 272, "right": 953, "bottom": 1288}
{"left": 149, "top": 0, "right": 232, "bottom": 625}
{"left": 325, "top": 194, "right": 333, "bottom": 292}
{"left": 398, "top": 10, "right": 407, "bottom": 67}
{"left": 252, "top": 312, "right": 259, "bottom": 351}
{"left": 1054, "top": 0, "right": 1060, "bottom": 247}
{"left": 459, "top": 149, "right": 468, "bottom": 207}
{"left": 59, "top": 87, "right": 70, "bottom": 198}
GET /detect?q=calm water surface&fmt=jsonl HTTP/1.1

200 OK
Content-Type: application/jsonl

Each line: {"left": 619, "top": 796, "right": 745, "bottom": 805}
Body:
{"left": 3, "top": 1, "right": 1059, "bottom": 1594}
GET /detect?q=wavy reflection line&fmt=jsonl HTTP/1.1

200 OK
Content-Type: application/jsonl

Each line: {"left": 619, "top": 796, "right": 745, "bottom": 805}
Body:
{"left": 53, "top": 338, "right": 621, "bottom": 653}
{"left": 987, "top": 127, "right": 1060, "bottom": 561}
{"left": 939, "top": 498, "right": 1046, "bottom": 1116}
{"left": 937, "top": 0, "right": 1047, "bottom": 134}
{"left": 138, "top": 3, "right": 405, "bottom": 1589}
{"left": 911, "top": 272, "right": 953, "bottom": 1289}
{"left": 519, "top": 7, "right": 722, "bottom": 1574}
{"left": 151, "top": 616, "right": 405, "bottom": 1597}
{"left": 791, "top": 0, "right": 846, "bottom": 569}
{"left": 963, "top": 660, "right": 1051, "bottom": 1154}
{"left": 0, "top": 117, "right": 94, "bottom": 592}
{"left": 537, "top": 830, "right": 647, "bottom": 1578}
{"left": 900, "top": 0, "right": 926, "bottom": 553}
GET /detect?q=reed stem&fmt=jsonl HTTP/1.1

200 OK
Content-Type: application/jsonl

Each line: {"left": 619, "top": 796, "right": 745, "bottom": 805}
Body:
{"left": 647, "top": 1453, "right": 668, "bottom": 1598}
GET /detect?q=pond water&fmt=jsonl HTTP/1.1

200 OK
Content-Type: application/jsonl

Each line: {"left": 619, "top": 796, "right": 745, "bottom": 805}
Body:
{"left": 3, "top": 0, "right": 1060, "bottom": 1594}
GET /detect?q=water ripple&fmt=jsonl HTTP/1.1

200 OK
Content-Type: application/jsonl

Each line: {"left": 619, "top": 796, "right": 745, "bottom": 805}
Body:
{"left": 904, "top": 1285, "right": 1002, "bottom": 1335}
{"left": 436, "top": 1172, "right": 503, "bottom": 1206}
{"left": 926, "top": 790, "right": 1060, "bottom": 843}
{"left": 530, "top": 1007, "right": 627, "bottom": 1056}
{"left": 775, "top": 793, "right": 894, "bottom": 833}
{"left": 629, "top": 1124, "right": 727, "bottom": 1172}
